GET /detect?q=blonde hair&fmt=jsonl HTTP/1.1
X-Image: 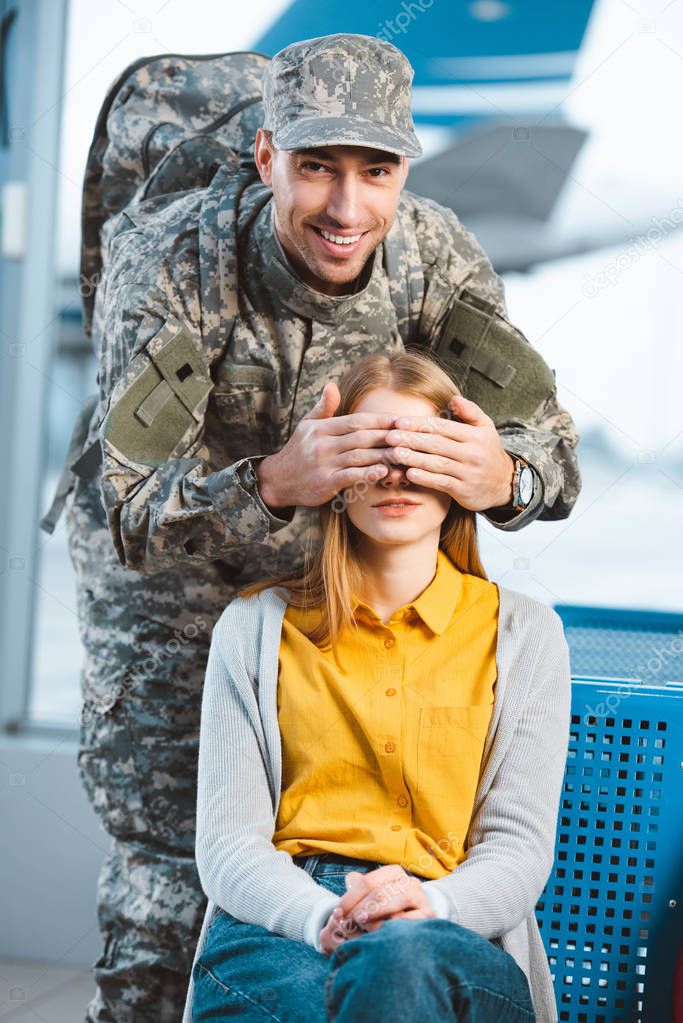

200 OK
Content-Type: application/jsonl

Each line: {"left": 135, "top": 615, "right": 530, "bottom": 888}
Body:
{"left": 237, "top": 348, "right": 486, "bottom": 665}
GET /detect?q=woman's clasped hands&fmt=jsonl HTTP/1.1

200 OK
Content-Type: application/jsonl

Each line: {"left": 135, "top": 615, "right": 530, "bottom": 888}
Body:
{"left": 318, "top": 863, "right": 436, "bottom": 954}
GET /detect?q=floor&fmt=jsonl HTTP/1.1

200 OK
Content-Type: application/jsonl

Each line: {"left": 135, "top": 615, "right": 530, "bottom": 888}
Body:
{"left": 0, "top": 959, "right": 94, "bottom": 1022}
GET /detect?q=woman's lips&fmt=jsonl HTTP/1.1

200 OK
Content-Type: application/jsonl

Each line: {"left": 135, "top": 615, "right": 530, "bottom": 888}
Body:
{"left": 374, "top": 504, "right": 420, "bottom": 516}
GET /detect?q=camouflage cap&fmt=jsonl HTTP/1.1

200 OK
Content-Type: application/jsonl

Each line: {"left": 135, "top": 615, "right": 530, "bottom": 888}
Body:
{"left": 262, "top": 33, "right": 422, "bottom": 158}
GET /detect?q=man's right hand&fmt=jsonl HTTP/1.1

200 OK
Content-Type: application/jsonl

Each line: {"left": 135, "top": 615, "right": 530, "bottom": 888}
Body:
{"left": 255, "top": 382, "right": 394, "bottom": 511}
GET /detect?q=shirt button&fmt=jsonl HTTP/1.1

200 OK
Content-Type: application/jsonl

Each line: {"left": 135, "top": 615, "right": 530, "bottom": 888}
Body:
{"left": 391, "top": 824, "right": 402, "bottom": 831}
{"left": 397, "top": 795, "right": 408, "bottom": 807}
{"left": 385, "top": 687, "right": 397, "bottom": 697}
{"left": 384, "top": 741, "right": 395, "bottom": 753}
{"left": 384, "top": 637, "right": 395, "bottom": 648}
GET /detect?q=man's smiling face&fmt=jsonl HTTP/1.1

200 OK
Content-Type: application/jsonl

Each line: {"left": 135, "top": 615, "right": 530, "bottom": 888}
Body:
{"left": 254, "top": 128, "right": 409, "bottom": 297}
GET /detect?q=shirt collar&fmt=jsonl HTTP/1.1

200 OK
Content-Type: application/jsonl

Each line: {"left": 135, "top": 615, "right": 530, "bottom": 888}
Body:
{"left": 352, "top": 549, "right": 463, "bottom": 636}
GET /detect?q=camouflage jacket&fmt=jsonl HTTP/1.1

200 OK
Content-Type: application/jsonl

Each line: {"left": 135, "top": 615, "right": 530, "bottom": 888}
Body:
{"left": 95, "top": 182, "right": 580, "bottom": 573}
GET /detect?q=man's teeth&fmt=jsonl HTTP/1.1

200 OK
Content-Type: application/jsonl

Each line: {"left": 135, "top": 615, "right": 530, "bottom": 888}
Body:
{"left": 318, "top": 228, "right": 362, "bottom": 245}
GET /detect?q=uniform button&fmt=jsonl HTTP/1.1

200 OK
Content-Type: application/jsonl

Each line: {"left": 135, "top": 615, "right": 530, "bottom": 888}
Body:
{"left": 385, "top": 687, "right": 397, "bottom": 697}
{"left": 384, "top": 636, "right": 395, "bottom": 648}
{"left": 384, "top": 741, "right": 395, "bottom": 753}
{"left": 397, "top": 795, "right": 408, "bottom": 807}
{"left": 391, "top": 824, "right": 401, "bottom": 832}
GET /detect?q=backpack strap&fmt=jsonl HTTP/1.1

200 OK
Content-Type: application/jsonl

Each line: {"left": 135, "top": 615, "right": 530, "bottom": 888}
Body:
{"left": 39, "top": 393, "right": 99, "bottom": 534}
{"left": 198, "top": 155, "right": 262, "bottom": 358}
{"left": 383, "top": 203, "right": 425, "bottom": 346}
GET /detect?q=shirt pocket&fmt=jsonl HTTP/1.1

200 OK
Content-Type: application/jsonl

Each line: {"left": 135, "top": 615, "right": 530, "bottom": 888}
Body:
{"left": 208, "top": 362, "right": 277, "bottom": 460}
{"left": 416, "top": 703, "right": 494, "bottom": 795}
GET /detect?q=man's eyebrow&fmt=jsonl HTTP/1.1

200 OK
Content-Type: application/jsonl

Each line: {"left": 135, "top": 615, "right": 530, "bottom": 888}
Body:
{"left": 291, "top": 147, "right": 402, "bottom": 166}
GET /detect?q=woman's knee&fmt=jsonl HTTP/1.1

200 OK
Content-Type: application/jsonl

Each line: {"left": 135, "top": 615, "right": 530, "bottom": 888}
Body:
{"left": 438, "top": 922, "right": 533, "bottom": 1004}
{"left": 331, "top": 917, "right": 525, "bottom": 992}
{"left": 195, "top": 922, "right": 330, "bottom": 1022}
{"left": 331, "top": 917, "right": 443, "bottom": 971}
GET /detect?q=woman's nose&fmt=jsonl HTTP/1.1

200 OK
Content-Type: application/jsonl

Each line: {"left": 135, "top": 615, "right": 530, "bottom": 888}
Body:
{"left": 380, "top": 463, "right": 410, "bottom": 486}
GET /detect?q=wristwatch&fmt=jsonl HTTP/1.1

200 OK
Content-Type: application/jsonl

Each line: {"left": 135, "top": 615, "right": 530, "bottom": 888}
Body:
{"left": 511, "top": 456, "right": 534, "bottom": 512}
{"left": 238, "top": 457, "right": 259, "bottom": 493}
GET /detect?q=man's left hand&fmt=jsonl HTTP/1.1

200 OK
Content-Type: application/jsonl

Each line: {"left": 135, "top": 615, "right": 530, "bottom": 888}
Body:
{"left": 384, "top": 394, "right": 515, "bottom": 512}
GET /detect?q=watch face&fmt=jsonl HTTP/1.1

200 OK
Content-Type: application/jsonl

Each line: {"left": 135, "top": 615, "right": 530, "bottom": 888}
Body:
{"left": 519, "top": 465, "right": 534, "bottom": 505}
{"left": 241, "top": 460, "right": 256, "bottom": 488}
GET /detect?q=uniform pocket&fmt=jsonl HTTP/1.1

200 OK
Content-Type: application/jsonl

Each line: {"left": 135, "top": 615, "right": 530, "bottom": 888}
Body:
{"left": 416, "top": 703, "right": 494, "bottom": 795}
{"left": 123, "top": 692, "right": 201, "bottom": 853}
{"left": 78, "top": 694, "right": 144, "bottom": 841}
{"left": 101, "top": 320, "right": 212, "bottom": 468}
{"left": 208, "top": 363, "right": 277, "bottom": 460}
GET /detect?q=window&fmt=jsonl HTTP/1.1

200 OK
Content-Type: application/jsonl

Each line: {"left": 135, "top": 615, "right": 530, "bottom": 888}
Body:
{"left": 5, "top": 0, "right": 682, "bottom": 730}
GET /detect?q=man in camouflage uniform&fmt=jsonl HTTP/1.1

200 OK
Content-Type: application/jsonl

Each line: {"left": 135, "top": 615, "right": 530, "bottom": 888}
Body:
{"left": 66, "top": 33, "right": 580, "bottom": 1022}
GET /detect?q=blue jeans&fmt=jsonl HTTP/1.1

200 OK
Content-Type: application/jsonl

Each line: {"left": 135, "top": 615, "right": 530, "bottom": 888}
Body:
{"left": 192, "top": 853, "right": 535, "bottom": 1022}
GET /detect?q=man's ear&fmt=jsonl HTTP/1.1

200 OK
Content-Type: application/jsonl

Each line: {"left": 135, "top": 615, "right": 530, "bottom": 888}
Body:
{"left": 254, "top": 127, "right": 274, "bottom": 187}
{"left": 401, "top": 157, "right": 410, "bottom": 189}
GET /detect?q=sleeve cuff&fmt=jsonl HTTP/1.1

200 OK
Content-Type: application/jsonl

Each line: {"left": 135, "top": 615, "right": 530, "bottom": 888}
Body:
{"left": 421, "top": 880, "right": 453, "bottom": 919}
{"left": 251, "top": 468, "right": 296, "bottom": 530}
{"left": 208, "top": 456, "right": 295, "bottom": 541}
{"left": 303, "top": 892, "right": 340, "bottom": 951}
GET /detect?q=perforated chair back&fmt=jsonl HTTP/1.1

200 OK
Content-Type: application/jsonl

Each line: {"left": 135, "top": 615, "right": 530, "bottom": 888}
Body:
{"left": 535, "top": 606, "right": 683, "bottom": 1022}
{"left": 555, "top": 604, "right": 683, "bottom": 684}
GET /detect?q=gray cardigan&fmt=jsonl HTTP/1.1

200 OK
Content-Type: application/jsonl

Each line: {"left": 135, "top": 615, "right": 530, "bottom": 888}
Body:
{"left": 182, "top": 584, "right": 571, "bottom": 1023}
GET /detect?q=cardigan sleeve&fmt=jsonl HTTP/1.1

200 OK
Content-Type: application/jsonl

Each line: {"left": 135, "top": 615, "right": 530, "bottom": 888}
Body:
{"left": 421, "top": 609, "right": 571, "bottom": 937}
{"left": 194, "top": 604, "right": 339, "bottom": 948}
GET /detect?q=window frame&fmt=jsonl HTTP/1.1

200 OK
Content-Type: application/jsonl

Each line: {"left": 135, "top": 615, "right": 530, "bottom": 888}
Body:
{"left": 0, "top": 0, "right": 71, "bottom": 737}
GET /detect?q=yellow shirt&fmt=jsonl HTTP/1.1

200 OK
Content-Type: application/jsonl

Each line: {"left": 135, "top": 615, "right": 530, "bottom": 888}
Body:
{"left": 273, "top": 549, "right": 499, "bottom": 879}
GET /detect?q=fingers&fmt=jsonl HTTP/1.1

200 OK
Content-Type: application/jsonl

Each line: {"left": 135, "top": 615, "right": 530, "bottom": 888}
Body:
{"left": 448, "top": 394, "right": 491, "bottom": 426}
{"left": 398, "top": 467, "right": 459, "bottom": 493}
{"left": 335, "top": 872, "right": 371, "bottom": 917}
{"left": 326, "top": 912, "right": 365, "bottom": 947}
{"left": 333, "top": 429, "right": 398, "bottom": 454}
{"left": 385, "top": 418, "right": 474, "bottom": 448}
{"left": 331, "top": 445, "right": 393, "bottom": 467}
{"left": 303, "top": 382, "right": 341, "bottom": 421}
{"left": 400, "top": 466, "right": 490, "bottom": 512}
{"left": 351, "top": 889, "right": 417, "bottom": 926}
{"left": 341, "top": 878, "right": 426, "bottom": 929}
{"left": 324, "top": 411, "right": 397, "bottom": 434}
{"left": 384, "top": 444, "right": 467, "bottom": 480}
{"left": 320, "top": 910, "right": 364, "bottom": 954}
{"left": 336, "top": 867, "right": 413, "bottom": 920}
{"left": 328, "top": 868, "right": 435, "bottom": 941}
{"left": 329, "top": 467, "right": 392, "bottom": 500}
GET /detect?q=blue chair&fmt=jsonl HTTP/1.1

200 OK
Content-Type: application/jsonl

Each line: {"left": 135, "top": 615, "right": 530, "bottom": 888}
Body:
{"left": 535, "top": 605, "right": 683, "bottom": 1022}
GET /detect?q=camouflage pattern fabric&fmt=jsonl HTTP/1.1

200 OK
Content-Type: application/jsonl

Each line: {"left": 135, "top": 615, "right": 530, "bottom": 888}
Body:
{"left": 262, "top": 33, "right": 423, "bottom": 156}
{"left": 97, "top": 183, "right": 580, "bottom": 573}
{"left": 80, "top": 50, "right": 268, "bottom": 337}
{"left": 67, "top": 474, "right": 207, "bottom": 1022}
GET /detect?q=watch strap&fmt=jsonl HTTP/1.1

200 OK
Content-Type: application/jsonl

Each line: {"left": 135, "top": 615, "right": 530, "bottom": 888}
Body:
{"left": 511, "top": 455, "right": 532, "bottom": 511}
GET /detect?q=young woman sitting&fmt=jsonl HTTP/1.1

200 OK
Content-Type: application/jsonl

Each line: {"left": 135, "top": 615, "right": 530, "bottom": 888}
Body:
{"left": 188, "top": 350, "right": 571, "bottom": 1023}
